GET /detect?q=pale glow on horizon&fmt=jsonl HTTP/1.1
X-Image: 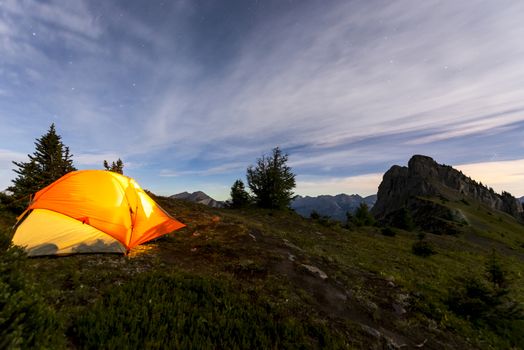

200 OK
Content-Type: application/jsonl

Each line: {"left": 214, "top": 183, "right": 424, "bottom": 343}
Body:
{"left": 295, "top": 173, "right": 384, "bottom": 198}
{"left": 455, "top": 158, "right": 524, "bottom": 197}
{"left": 293, "top": 158, "right": 524, "bottom": 199}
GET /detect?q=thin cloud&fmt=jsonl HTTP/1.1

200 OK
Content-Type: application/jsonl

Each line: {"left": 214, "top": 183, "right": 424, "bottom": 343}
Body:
{"left": 0, "top": 149, "right": 27, "bottom": 191}
{"left": 1, "top": 0, "right": 524, "bottom": 196}
{"left": 160, "top": 162, "right": 246, "bottom": 177}
{"left": 138, "top": 0, "right": 524, "bottom": 164}
{"left": 74, "top": 152, "right": 123, "bottom": 166}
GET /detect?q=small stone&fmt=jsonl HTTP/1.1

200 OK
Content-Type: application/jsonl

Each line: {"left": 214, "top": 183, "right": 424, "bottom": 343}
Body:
{"left": 361, "top": 324, "right": 381, "bottom": 339}
{"left": 284, "top": 241, "right": 304, "bottom": 252}
{"left": 301, "top": 264, "right": 328, "bottom": 279}
{"left": 385, "top": 337, "right": 405, "bottom": 349}
{"left": 288, "top": 253, "right": 296, "bottom": 262}
{"left": 385, "top": 275, "right": 395, "bottom": 282}
{"left": 392, "top": 303, "right": 406, "bottom": 315}
{"left": 396, "top": 293, "right": 410, "bottom": 306}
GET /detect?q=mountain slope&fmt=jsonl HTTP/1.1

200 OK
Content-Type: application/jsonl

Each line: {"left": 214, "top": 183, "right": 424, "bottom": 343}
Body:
{"left": 372, "top": 155, "right": 523, "bottom": 233}
{"left": 291, "top": 194, "right": 377, "bottom": 221}
{"left": 170, "top": 191, "right": 224, "bottom": 208}
{"left": 2, "top": 191, "right": 522, "bottom": 349}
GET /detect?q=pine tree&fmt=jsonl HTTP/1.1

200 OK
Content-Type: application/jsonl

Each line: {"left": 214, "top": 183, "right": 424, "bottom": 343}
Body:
{"left": 230, "top": 179, "right": 250, "bottom": 208}
{"left": 392, "top": 207, "right": 415, "bottom": 231}
{"left": 246, "top": 147, "right": 296, "bottom": 209}
{"left": 103, "top": 158, "right": 124, "bottom": 174}
{"left": 354, "top": 203, "right": 375, "bottom": 226}
{"left": 485, "top": 250, "right": 507, "bottom": 289}
{"left": 9, "top": 124, "right": 76, "bottom": 199}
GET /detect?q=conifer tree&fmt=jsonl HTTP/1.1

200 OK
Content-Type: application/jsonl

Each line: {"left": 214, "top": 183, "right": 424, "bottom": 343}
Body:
{"left": 9, "top": 124, "right": 76, "bottom": 199}
{"left": 103, "top": 158, "right": 124, "bottom": 174}
{"left": 230, "top": 179, "right": 250, "bottom": 208}
{"left": 246, "top": 147, "right": 295, "bottom": 209}
{"left": 354, "top": 203, "right": 375, "bottom": 226}
{"left": 392, "top": 207, "right": 415, "bottom": 231}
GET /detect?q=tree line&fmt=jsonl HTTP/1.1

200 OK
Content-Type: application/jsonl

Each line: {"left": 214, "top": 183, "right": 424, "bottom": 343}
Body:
{"left": 5, "top": 124, "right": 124, "bottom": 208}
{"left": 4, "top": 124, "right": 297, "bottom": 211}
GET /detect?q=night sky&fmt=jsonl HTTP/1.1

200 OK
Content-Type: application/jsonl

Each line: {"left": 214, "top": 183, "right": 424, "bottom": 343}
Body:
{"left": 1, "top": 0, "right": 523, "bottom": 199}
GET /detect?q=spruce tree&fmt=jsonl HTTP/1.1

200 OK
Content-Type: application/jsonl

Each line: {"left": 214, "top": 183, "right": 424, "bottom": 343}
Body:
{"left": 392, "top": 207, "right": 415, "bottom": 231}
{"left": 354, "top": 203, "right": 375, "bottom": 226}
{"left": 246, "top": 147, "right": 296, "bottom": 209}
{"left": 103, "top": 158, "right": 124, "bottom": 174}
{"left": 230, "top": 179, "right": 250, "bottom": 208}
{"left": 9, "top": 124, "right": 76, "bottom": 199}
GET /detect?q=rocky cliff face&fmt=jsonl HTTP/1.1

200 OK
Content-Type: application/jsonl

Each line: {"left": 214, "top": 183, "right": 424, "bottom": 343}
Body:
{"left": 372, "top": 155, "right": 523, "bottom": 223}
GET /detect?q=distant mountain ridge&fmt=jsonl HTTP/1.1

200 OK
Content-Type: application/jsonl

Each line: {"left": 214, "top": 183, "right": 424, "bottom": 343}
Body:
{"left": 170, "top": 191, "right": 225, "bottom": 208}
{"left": 291, "top": 194, "right": 377, "bottom": 221}
{"left": 372, "top": 155, "right": 523, "bottom": 231}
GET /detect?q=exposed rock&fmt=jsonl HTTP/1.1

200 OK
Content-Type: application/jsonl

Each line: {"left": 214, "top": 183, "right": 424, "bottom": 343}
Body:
{"left": 360, "top": 325, "right": 404, "bottom": 349}
{"left": 170, "top": 191, "right": 225, "bottom": 208}
{"left": 283, "top": 239, "right": 304, "bottom": 252}
{"left": 300, "top": 264, "right": 328, "bottom": 279}
{"left": 392, "top": 303, "right": 406, "bottom": 315}
{"left": 361, "top": 324, "right": 382, "bottom": 339}
{"left": 372, "top": 155, "right": 523, "bottom": 228}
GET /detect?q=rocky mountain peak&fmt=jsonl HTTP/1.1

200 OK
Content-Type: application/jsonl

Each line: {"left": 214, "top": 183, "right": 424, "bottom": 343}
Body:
{"left": 170, "top": 191, "right": 225, "bottom": 208}
{"left": 372, "top": 155, "right": 523, "bottom": 226}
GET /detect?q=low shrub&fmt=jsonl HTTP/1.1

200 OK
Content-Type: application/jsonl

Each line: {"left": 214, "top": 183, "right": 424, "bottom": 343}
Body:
{"left": 0, "top": 229, "right": 64, "bottom": 349}
{"left": 310, "top": 210, "right": 320, "bottom": 220}
{"left": 411, "top": 240, "right": 436, "bottom": 257}
{"left": 446, "top": 252, "right": 524, "bottom": 345}
{"left": 352, "top": 203, "right": 375, "bottom": 226}
{"left": 381, "top": 227, "right": 396, "bottom": 237}
{"left": 391, "top": 208, "right": 415, "bottom": 231}
{"left": 73, "top": 272, "right": 345, "bottom": 349}
{"left": 310, "top": 211, "right": 338, "bottom": 228}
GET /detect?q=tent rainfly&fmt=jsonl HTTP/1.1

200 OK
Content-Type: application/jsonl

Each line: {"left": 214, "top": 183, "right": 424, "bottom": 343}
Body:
{"left": 12, "top": 170, "right": 185, "bottom": 256}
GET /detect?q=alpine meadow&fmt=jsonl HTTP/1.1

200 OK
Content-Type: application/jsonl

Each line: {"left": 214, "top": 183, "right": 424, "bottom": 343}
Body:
{"left": 1, "top": 1, "right": 524, "bottom": 349}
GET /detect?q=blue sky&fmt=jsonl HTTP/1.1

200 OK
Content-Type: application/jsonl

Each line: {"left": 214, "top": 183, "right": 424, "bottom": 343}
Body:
{"left": 1, "top": 0, "right": 523, "bottom": 200}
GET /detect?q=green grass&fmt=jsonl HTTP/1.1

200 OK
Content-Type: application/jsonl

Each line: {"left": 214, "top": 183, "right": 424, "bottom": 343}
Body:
{"left": 1, "top": 196, "right": 523, "bottom": 349}
{"left": 224, "top": 205, "right": 524, "bottom": 348}
{"left": 73, "top": 272, "right": 347, "bottom": 350}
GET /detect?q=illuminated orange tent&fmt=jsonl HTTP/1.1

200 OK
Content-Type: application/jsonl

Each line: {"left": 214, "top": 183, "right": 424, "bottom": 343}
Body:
{"left": 12, "top": 170, "right": 185, "bottom": 256}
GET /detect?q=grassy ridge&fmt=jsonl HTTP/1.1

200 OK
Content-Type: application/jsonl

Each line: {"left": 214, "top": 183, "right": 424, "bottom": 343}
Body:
{"left": 1, "top": 195, "right": 523, "bottom": 348}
